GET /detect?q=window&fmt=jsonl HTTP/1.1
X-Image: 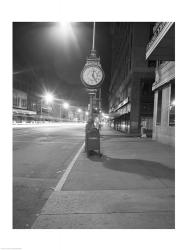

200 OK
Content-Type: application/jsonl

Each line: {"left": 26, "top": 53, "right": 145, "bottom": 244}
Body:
{"left": 156, "top": 89, "right": 162, "bottom": 125}
{"left": 169, "top": 81, "right": 175, "bottom": 126}
{"left": 141, "top": 80, "right": 154, "bottom": 96}
{"left": 148, "top": 60, "right": 156, "bottom": 68}
{"left": 21, "top": 99, "right": 27, "bottom": 107}
{"left": 13, "top": 96, "right": 17, "bottom": 106}
{"left": 16, "top": 97, "right": 20, "bottom": 107}
{"left": 142, "top": 82, "right": 150, "bottom": 96}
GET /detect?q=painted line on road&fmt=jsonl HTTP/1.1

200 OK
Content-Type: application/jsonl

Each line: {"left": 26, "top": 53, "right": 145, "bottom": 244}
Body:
{"left": 13, "top": 140, "right": 79, "bottom": 144}
{"left": 54, "top": 142, "right": 85, "bottom": 191}
{"left": 13, "top": 132, "right": 42, "bottom": 137}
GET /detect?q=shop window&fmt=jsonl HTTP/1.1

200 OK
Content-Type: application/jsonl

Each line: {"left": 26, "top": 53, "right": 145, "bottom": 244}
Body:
{"left": 156, "top": 89, "right": 162, "bottom": 125}
{"left": 169, "top": 82, "right": 175, "bottom": 126}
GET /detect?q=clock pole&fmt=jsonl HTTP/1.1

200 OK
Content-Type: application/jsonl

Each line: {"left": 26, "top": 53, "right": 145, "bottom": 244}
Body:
{"left": 92, "top": 22, "right": 95, "bottom": 52}
{"left": 89, "top": 91, "right": 94, "bottom": 119}
{"left": 80, "top": 22, "right": 105, "bottom": 157}
{"left": 89, "top": 22, "right": 97, "bottom": 119}
{"left": 89, "top": 22, "right": 96, "bottom": 120}
{"left": 80, "top": 22, "right": 104, "bottom": 122}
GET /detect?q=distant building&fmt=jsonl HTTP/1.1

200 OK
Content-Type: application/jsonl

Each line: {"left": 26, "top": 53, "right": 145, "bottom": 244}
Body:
{"left": 109, "top": 23, "right": 155, "bottom": 135}
{"left": 13, "top": 68, "right": 87, "bottom": 123}
{"left": 14, "top": 69, "right": 41, "bottom": 106}
{"left": 13, "top": 88, "right": 27, "bottom": 110}
{"left": 146, "top": 22, "right": 175, "bottom": 146}
{"left": 13, "top": 70, "right": 57, "bottom": 122}
{"left": 13, "top": 88, "right": 37, "bottom": 123}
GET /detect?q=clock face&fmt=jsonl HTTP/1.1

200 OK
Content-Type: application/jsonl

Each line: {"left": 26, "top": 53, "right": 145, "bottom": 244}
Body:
{"left": 82, "top": 66, "right": 103, "bottom": 86}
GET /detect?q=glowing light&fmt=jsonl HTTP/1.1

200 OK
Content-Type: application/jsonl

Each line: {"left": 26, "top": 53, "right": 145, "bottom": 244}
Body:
{"left": 63, "top": 102, "right": 69, "bottom": 109}
{"left": 44, "top": 93, "right": 54, "bottom": 103}
{"left": 171, "top": 100, "right": 175, "bottom": 106}
{"left": 103, "top": 114, "right": 109, "bottom": 119}
{"left": 85, "top": 111, "right": 89, "bottom": 116}
{"left": 77, "top": 108, "right": 82, "bottom": 113}
{"left": 55, "top": 22, "right": 79, "bottom": 52}
{"left": 58, "top": 22, "right": 73, "bottom": 37}
{"left": 59, "top": 22, "right": 71, "bottom": 29}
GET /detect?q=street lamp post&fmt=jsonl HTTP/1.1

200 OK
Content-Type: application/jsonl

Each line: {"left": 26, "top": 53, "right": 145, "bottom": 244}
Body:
{"left": 63, "top": 102, "right": 69, "bottom": 120}
{"left": 56, "top": 101, "right": 70, "bottom": 121}
{"left": 60, "top": 104, "right": 62, "bottom": 120}
{"left": 42, "top": 93, "right": 70, "bottom": 122}
{"left": 92, "top": 22, "right": 96, "bottom": 52}
{"left": 43, "top": 92, "right": 54, "bottom": 121}
{"left": 41, "top": 99, "right": 43, "bottom": 117}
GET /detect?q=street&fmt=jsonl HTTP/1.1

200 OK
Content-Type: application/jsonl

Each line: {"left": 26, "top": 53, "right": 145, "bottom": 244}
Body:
{"left": 13, "top": 122, "right": 85, "bottom": 229}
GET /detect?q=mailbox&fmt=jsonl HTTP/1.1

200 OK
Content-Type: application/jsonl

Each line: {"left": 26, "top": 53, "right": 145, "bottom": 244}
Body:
{"left": 85, "top": 127, "right": 100, "bottom": 156}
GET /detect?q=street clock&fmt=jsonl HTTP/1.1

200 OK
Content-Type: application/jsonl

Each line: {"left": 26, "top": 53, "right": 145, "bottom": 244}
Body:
{"left": 81, "top": 64, "right": 105, "bottom": 89}
{"left": 80, "top": 22, "right": 104, "bottom": 123}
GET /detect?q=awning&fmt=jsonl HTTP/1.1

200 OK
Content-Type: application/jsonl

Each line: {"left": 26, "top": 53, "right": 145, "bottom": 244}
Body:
{"left": 13, "top": 108, "right": 37, "bottom": 115}
{"left": 109, "top": 103, "right": 131, "bottom": 118}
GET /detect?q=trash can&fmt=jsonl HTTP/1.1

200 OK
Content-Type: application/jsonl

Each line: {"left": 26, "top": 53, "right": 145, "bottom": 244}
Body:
{"left": 85, "top": 127, "right": 100, "bottom": 157}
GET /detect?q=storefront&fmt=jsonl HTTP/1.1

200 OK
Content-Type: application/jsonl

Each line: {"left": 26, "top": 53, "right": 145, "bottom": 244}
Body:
{"left": 13, "top": 108, "right": 37, "bottom": 123}
{"left": 110, "top": 97, "right": 131, "bottom": 133}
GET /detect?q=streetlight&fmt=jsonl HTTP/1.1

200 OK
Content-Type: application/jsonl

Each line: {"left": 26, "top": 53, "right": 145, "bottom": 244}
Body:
{"left": 56, "top": 22, "right": 78, "bottom": 47}
{"left": 85, "top": 111, "right": 89, "bottom": 122}
{"left": 59, "top": 22, "right": 72, "bottom": 33}
{"left": 60, "top": 102, "right": 70, "bottom": 121}
{"left": 44, "top": 92, "right": 54, "bottom": 104}
{"left": 44, "top": 92, "right": 54, "bottom": 121}
{"left": 40, "top": 92, "right": 54, "bottom": 120}
{"left": 76, "top": 108, "right": 82, "bottom": 122}
{"left": 63, "top": 102, "right": 69, "bottom": 109}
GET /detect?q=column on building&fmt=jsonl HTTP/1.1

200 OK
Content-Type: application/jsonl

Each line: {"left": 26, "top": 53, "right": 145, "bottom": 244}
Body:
{"left": 146, "top": 22, "right": 175, "bottom": 146}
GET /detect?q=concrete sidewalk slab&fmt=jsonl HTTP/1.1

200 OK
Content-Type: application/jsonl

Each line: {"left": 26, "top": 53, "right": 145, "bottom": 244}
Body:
{"left": 62, "top": 153, "right": 168, "bottom": 191}
{"left": 36, "top": 189, "right": 174, "bottom": 215}
{"left": 32, "top": 188, "right": 174, "bottom": 229}
{"left": 32, "top": 211, "right": 174, "bottom": 229}
{"left": 32, "top": 126, "right": 175, "bottom": 229}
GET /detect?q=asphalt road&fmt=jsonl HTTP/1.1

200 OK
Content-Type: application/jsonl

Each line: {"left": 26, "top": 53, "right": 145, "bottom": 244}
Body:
{"left": 13, "top": 122, "right": 85, "bottom": 229}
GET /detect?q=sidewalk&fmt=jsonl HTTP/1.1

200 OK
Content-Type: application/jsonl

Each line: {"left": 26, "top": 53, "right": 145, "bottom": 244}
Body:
{"left": 32, "top": 126, "right": 175, "bottom": 229}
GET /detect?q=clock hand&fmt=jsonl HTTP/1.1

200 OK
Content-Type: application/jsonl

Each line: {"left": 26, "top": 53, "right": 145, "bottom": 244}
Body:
{"left": 92, "top": 72, "right": 97, "bottom": 82}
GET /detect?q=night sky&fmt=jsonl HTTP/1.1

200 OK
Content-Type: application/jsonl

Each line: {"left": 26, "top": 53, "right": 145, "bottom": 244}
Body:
{"left": 13, "top": 22, "right": 112, "bottom": 112}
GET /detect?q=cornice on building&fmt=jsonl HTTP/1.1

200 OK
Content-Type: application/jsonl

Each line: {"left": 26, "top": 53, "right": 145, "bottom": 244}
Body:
{"left": 146, "top": 22, "right": 174, "bottom": 60}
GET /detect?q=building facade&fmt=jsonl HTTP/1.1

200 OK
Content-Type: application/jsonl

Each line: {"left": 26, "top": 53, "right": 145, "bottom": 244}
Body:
{"left": 109, "top": 23, "right": 155, "bottom": 135}
{"left": 13, "top": 88, "right": 37, "bottom": 123}
{"left": 13, "top": 88, "right": 27, "bottom": 110}
{"left": 146, "top": 22, "right": 175, "bottom": 146}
